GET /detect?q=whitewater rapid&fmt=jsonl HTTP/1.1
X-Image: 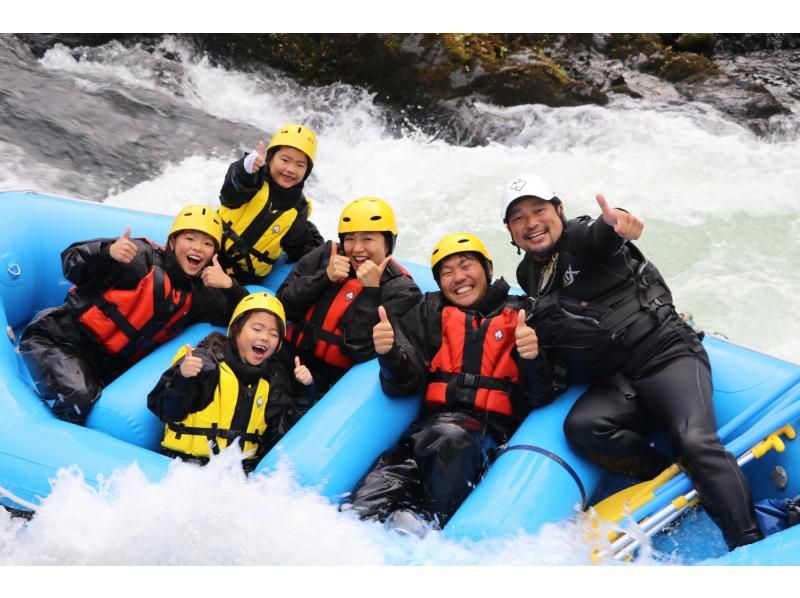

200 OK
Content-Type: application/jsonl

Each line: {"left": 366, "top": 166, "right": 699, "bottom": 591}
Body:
{"left": 1, "top": 35, "right": 799, "bottom": 568}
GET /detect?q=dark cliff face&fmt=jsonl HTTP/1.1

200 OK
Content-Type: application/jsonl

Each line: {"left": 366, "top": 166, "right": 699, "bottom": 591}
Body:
{"left": 14, "top": 33, "right": 799, "bottom": 144}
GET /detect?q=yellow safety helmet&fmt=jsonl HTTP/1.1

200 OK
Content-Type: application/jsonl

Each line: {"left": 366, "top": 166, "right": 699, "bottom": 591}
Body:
{"left": 168, "top": 204, "right": 223, "bottom": 249}
{"left": 430, "top": 233, "right": 493, "bottom": 285}
{"left": 430, "top": 232, "right": 492, "bottom": 268}
{"left": 227, "top": 292, "right": 287, "bottom": 343}
{"left": 338, "top": 197, "right": 398, "bottom": 254}
{"left": 267, "top": 123, "right": 318, "bottom": 164}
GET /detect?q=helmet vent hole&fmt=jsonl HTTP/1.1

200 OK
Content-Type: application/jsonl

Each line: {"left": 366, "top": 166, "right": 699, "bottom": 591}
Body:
{"left": 370, "top": 216, "right": 381, "bottom": 221}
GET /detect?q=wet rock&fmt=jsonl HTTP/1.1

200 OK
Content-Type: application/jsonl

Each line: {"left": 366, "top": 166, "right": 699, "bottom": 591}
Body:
{"left": 11, "top": 33, "right": 800, "bottom": 142}
{"left": 673, "top": 33, "right": 717, "bottom": 57}
{"left": 660, "top": 53, "right": 720, "bottom": 82}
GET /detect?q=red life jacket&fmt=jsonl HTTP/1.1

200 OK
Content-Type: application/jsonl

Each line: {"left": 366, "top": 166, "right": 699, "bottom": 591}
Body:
{"left": 426, "top": 305, "right": 519, "bottom": 416}
{"left": 287, "top": 259, "right": 413, "bottom": 370}
{"left": 288, "top": 278, "right": 363, "bottom": 369}
{"left": 77, "top": 261, "right": 192, "bottom": 362}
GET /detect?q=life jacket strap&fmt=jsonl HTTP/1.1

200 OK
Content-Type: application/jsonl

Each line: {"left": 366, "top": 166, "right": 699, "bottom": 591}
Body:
{"left": 429, "top": 370, "right": 512, "bottom": 393}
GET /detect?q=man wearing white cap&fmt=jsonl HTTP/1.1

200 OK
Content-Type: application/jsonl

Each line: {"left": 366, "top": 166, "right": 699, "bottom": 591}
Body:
{"left": 500, "top": 174, "right": 763, "bottom": 551}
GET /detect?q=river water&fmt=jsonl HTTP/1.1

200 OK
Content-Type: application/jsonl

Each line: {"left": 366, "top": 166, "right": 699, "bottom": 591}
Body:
{"left": 1, "top": 34, "right": 799, "bottom": 571}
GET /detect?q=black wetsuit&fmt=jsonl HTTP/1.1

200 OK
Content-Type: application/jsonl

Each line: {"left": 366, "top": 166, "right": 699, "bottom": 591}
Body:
{"left": 517, "top": 215, "right": 762, "bottom": 550}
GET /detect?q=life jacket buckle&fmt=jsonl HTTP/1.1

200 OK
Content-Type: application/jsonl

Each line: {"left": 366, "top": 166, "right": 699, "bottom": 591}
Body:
{"left": 457, "top": 372, "right": 480, "bottom": 389}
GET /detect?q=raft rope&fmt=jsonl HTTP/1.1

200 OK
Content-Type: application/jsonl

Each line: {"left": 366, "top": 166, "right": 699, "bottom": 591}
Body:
{"left": 499, "top": 444, "right": 588, "bottom": 509}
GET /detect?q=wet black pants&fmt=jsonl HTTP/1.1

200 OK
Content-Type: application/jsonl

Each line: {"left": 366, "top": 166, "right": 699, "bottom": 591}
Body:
{"left": 347, "top": 411, "right": 497, "bottom": 527}
{"left": 19, "top": 308, "right": 104, "bottom": 424}
{"left": 563, "top": 346, "right": 762, "bottom": 549}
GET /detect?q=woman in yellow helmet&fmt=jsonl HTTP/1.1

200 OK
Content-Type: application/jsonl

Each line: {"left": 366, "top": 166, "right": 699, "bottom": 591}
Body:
{"left": 19, "top": 205, "right": 248, "bottom": 425}
{"left": 276, "top": 197, "right": 422, "bottom": 399}
{"left": 148, "top": 292, "right": 311, "bottom": 471}
{"left": 218, "top": 123, "right": 325, "bottom": 283}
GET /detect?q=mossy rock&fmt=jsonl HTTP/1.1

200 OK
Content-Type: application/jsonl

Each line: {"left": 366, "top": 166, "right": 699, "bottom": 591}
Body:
{"left": 604, "top": 33, "right": 666, "bottom": 60}
{"left": 660, "top": 52, "right": 720, "bottom": 82}
{"left": 673, "top": 33, "right": 717, "bottom": 57}
{"left": 468, "top": 63, "right": 607, "bottom": 107}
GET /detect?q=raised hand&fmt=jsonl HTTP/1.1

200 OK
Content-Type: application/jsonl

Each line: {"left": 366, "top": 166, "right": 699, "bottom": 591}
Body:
{"left": 179, "top": 345, "right": 203, "bottom": 378}
{"left": 109, "top": 227, "right": 138, "bottom": 264}
{"left": 373, "top": 305, "right": 395, "bottom": 355}
{"left": 515, "top": 309, "right": 539, "bottom": 360}
{"left": 326, "top": 241, "right": 351, "bottom": 283}
{"left": 294, "top": 356, "right": 314, "bottom": 386}
{"left": 596, "top": 194, "right": 644, "bottom": 241}
{"left": 244, "top": 140, "right": 267, "bottom": 174}
{"left": 356, "top": 256, "right": 391, "bottom": 288}
{"left": 201, "top": 254, "right": 233, "bottom": 289}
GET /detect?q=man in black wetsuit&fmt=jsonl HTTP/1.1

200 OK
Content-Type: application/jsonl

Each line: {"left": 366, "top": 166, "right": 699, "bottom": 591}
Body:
{"left": 501, "top": 173, "right": 763, "bottom": 550}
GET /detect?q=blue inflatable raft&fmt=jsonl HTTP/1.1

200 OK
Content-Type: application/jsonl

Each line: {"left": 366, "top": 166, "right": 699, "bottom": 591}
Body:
{"left": 2, "top": 190, "right": 800, "bottom": 565}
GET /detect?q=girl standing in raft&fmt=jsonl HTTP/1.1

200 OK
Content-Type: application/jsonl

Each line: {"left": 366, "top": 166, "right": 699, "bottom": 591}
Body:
{"left": 147, "top": 292, "right": 312, "bottom": 471}
{"left": 218, "top": 123, "right": 324, "bottom": 284}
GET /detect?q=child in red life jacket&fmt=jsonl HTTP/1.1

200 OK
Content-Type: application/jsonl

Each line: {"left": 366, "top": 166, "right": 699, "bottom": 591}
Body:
{"left": 345, "top": 233, "right": 555, "bottom": 534}
{"left": 147, "top": 292, "right": 312, "bottom": 471}
{"left": 19, "top": 205, "right": 247, "bottom": 425}
{"left": 276, "top": 197, "right": 423, "bottom": 402}
{"left": 218, "top": 123, "right": 325, "bottom": 284}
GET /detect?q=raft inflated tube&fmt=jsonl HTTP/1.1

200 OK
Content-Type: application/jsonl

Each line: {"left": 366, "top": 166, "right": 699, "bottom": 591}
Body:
{"left": 0, "top": 192, "right": 179, "bottom": 511}
{"left": 443, "top": 384, "right": 602, "bottom": 540}
{"left": 255, "top": 360, "right": 421, "bottom": 501}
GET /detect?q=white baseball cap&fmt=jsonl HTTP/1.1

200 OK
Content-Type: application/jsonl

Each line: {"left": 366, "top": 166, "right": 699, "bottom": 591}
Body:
{"left": 501, "top": 174, "right": 560, "bottom": 221}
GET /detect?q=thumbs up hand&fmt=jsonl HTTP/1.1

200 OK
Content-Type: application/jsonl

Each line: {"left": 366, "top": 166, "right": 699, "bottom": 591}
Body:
{"left": 179, "top": 345, "right": 204, "bottom": 378}
{"left": 515, "top": 309, "right": 539, "bottom": 360}
{"left": 201, "top": 254, "right": 233, "bottom": 289}
{"left": 596, "top": 194, "right": 644, "bottom": 241}
{"left": 373, "top": 305, "right": 395, "bottom": 355}
{"left": 326, "top": 241, "right": 351, "bottom": 283}
{"left": 109, "top": 227, "right": 138, "bottom": 263}
{"left": 294, "top": 356, "right": 314, "bottom": 386}
{"left": 356, "top": 255, "right": 392, "bottom": 288}
{"left": 244, "top": 140, "right": 266, "bottom": 174}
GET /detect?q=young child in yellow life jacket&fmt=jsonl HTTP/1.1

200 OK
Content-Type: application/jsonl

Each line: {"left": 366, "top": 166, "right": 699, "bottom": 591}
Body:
{"left": 218, "top": 123, "right": 325, "bottom": 284}
{"left": 147, "top": 292, "right": 313, "bottom": 471}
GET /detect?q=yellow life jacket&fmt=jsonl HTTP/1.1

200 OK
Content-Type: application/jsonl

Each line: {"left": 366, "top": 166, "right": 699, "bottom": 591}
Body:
{"left": 218, "top": 182, "right": 307, "bottom": 278}
{"left": 161, "top": 361, "right": 269, "bottom": 460}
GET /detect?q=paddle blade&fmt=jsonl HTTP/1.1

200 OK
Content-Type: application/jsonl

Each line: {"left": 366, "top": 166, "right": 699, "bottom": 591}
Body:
{"left": 589, "top": 464, "right": 681, "bottom": 524}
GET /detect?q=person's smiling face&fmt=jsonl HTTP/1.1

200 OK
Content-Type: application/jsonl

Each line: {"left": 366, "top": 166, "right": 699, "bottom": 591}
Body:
{"left": 506, "top": 197, "right": 564, "bottom": 261}
{"left": 343, "top": 231, "right": 389, "bottom": 272}
{"left": 235, "top": 311, "right": 281, "bottom": 366}
{"left": 169, "top": 230, "right": 216, "bottom": 276}
{"left": 268, "top": 146, "right": 309, "bottom": 189}
{"left": 437, "top": 253, "right": 490, "bottom": 309}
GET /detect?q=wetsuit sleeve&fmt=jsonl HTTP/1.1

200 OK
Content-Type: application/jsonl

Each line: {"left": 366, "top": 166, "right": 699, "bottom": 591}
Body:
{"left": 261, "top": 356, "right": 305, "bottom": 453}
{"left": 512, "top": 295, "right": 558, "bottom": 411}
{"left": 276, "top": 242, "right": 336, "bottom": 322}
{"left": 218, "top": 154, "right": 267, "bottom": 208}
{"left": 61, "top": 238, "right": 155, "bottom": 287}
{"left": 280, "top": 201, "right": 325, "bottom": 263}
{"left": 188, "top": 277, "right": 248, "bottom": 327}
{"left": 571, "top": 215, "right": 626, "bottom": 257}
{"left": 147, "top": 344, "right": 218, "bottom": 422}
{"left": 377, "top": 297, "right": 433, "bottom": 397}
{"left": 515, "top": 350, "right": 557, "bottom": 410}
{"left": 339, "top": 270, "right": 423, "bottom": 364}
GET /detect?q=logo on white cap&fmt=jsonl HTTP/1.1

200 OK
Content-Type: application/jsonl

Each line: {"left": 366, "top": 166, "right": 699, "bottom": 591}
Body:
{"left": 509, "top": 178, "right": 527, "bottom": 192}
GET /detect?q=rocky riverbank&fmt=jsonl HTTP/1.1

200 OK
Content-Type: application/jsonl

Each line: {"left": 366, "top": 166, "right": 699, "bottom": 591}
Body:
{"left": 16, "top": 33, "right": 800, "bottom": 144}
